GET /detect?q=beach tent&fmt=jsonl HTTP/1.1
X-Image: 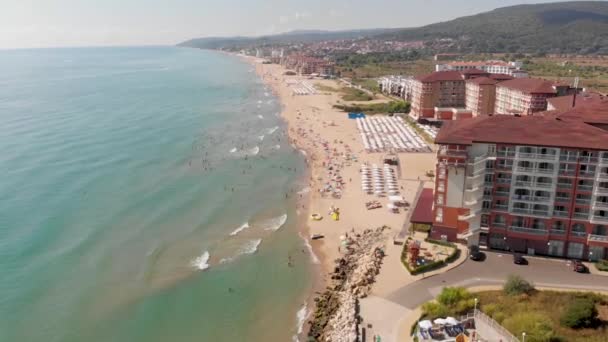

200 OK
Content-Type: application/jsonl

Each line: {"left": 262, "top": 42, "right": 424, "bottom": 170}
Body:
{"left": 388, "top": 195, "right": 404, "bottom": 202}
{"left": 445, "top": 317, "right": 459, "bottom": 325}
{"left": 418, "top": 320, "right": 432, "bottom": 330}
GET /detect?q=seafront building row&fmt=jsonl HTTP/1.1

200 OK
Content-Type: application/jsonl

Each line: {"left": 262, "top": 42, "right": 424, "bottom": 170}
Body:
{"left": 430, "top": 101, "right": 608, "bottom": 261}
{"left": 380, "top": 69, "right": 577, "bottom": 120}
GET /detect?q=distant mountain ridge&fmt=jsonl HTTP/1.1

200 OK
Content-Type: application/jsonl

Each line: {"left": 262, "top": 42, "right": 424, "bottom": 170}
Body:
{"left": 178, "top": 1, "right": 608, "bottom": 54}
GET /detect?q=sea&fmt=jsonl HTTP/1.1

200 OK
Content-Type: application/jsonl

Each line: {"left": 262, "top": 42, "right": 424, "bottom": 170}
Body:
{"left": 0, "top": 46, "right": 315, "bottom": 342}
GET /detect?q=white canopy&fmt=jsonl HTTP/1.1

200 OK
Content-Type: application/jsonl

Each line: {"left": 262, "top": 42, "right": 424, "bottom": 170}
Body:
{"left": 445, "top": 317, "right": 459, "bottom": 325}
{"left": 433, "top": 318, "right": 446, "bottom": 325}
{"left": 418, "top": 320, "right": 433, "bottom": 329}
{"left": 388, "top": 195, "right": 404, "bottom": 202}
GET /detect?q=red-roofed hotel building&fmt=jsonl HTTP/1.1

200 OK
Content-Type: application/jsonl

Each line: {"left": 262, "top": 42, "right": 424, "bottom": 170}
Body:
{"left": 431, "top": 111, "right": 608, "bottom": 261}
{"left": 410, "top": 71, "right": 471, "bottom": 120}
{"left": 494, "top": 79, "right": 559, "bottom": 115}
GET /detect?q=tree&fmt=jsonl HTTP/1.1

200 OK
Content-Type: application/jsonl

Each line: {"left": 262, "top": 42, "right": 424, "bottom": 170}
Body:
{"left": 560, "top": 297, "right": 598, "bottom": 329}
{"left": 503, "top": 275, "right": 535, "bottom": 296}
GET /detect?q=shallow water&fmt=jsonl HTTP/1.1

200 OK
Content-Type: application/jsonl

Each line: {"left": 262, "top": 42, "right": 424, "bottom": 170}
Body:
{"left": 0, "top": 46, "right": 313, "bottom": 342}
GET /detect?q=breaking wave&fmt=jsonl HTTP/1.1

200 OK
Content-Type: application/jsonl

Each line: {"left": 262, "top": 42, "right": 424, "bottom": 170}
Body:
{"left": 266, "top": 126, "right": 279, "bottom": 135}
{"left": 300, "top": 233, "right": 320, "bottom": 264}
{"left": 191, "top": 250, "right": 210, "bottom": 270}
{"left": 229, "top": 147, "right": 238, "bottom": 153}
{"left": 230, "top": 222, "right": 250, "bottom": 236}
{"left": 292, "top": 303, "right": 309, "bottom": 341}
{"left": 262, "top": 213, "right": 288, "bottom": 231}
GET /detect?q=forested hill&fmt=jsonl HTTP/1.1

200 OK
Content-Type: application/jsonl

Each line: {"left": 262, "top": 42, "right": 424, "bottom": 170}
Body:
{"left": 178, "top": 1, "right": 608, "bottom": 54}
{"left": 379, "top": 1, "right": 608, "bottom": 54}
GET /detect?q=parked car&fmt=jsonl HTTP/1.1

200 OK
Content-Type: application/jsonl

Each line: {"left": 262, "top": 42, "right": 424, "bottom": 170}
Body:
{"left": 513, "top": 253, "right": 528, "bottom": 265}
{"left": 572, "top": 260, "right": 588, "bottom": 273}
{"left": 469, "top": 245, "right": 484, "bottom": 261}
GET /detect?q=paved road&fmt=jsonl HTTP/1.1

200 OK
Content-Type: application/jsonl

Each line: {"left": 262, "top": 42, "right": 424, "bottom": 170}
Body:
{"left": 386, "top": 250, "right": 608, "bottom": 309}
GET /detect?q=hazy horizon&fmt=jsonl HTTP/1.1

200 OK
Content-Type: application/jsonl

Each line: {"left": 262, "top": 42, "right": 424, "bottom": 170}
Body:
{"left": 0, "top": 0, "right": 601, "bottom": 49}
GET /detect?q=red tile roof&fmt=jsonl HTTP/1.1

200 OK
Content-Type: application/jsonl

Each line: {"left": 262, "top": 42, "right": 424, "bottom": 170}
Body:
{"left": 416, "top": 70, "right": 464, "bottom": 83}
{"left": 549, "top": 101, "right": 608, "bottom": 125}
{"left": 466, "top": 77, "right": 499, "bottom": 86}
{"left": 411, "top": 188, "right": 434, "bottom": 224}
{"left": 547, "top": 92, "right": 607, "bottom": 111}
{"left": 496, "top": 78, "right": 556, "bottom": 94}
{"left": 489, "top": 73, "right": 514, "bottom": 81}
{"left": 435, "top": 114, "right": 608, "bottom": 150}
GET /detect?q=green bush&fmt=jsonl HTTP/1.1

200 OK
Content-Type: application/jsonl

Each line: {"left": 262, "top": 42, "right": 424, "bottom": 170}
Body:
{"left": 502, "top": 312, "right": 557, "bottom": 342}
{"left": 560, "top": 297, "right": 598, "bottom": 329}
{"left": 422, "top": 302, "right": 450, "bottom": 319}
{"left": 422, "top": 287, "right": 475, "bottom": 319}
{"left": 595, "top": 259, "right": 608, "bottom": 272}
{"left": 503, "top": 275, "right": 535, "bottom": 296}
{"left": 437, "top": 287, "right": 472, "bottom": 306}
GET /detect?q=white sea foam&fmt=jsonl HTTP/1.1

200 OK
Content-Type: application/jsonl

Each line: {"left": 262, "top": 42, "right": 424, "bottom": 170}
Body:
{"left": 191, "top": 250, "right": 210, "bottom": 270}
{"left": 240, "top": 238, "right": 262, "bottom": 255}
{"left": 229, "top": 147, "right": 238, "bottom": 153}
{"left": 230, "top": 222, "right": 250, "bottom": 236}
{"left": 257, "top": 100, "right": 263, "bottom": 104}
{"left": 258, "top": 135, "right": 265, "bottom": 141}
{"left": 264, "top": 92, "right": 270, "bottom": 97}
{"left": 266, "top": 126, "right": 279, "bottom": 135}
{"left": 219, "top": 239, "right": 262, "bottom": 264}
{"left": 247, "top": 146, "right": 260, "bottom": 156}
{"left": 262, "top": 213, "right": 288, "bottom": 231}
{"left": 299, "top": 149, "right": 307, "bottom": 156}
{"left": 297, "top": 187, "right": 311, "bottom": 195}
{"left": 300, "top": 233, "right": 320, "bottom": 264}
{"left": 273, "top": 144, "right": 281, "bottom": 150}
{"left": 292, "top": 303, "right": 309, "bottom": 341}
{"left": 257, "top": 114, "right": 264, "bottom": 119}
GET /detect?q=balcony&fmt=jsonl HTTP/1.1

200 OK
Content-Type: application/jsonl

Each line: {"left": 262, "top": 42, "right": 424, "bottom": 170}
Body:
{"left": 573, "top": 212, "right": 590, "bottom": 220}
{"left": 600, "top": 157, "right": 608, "bottom": 165}
{"left": 494, "top": 191, "right": 510, "bottom": 197}
{"left": 517, "top": 152, "right": 557, "bottom": 160}
{"left": 596, "top": 173, "right": 608, "bottom": 181}
{"left": 535, "top": 182, "right": 553, "bottom": 189}
{"left": 593, "top": 201, "right": 608, "bottom": 210}
{"left": 515, "top": 166, "right": 534, "bottom": 173}
{"left": 577, "top": 185, "right": 594, "bottom": 191}
{"left": 554, "top": 210, "right": 569, "bottom": 217}
{"left": 494, "top": 204, "right": 509, "bottom": 211}
{"left": 532, "top": 196, "right": 551, "bottom": 202}
{"left": 496, "top": 178, "right": 512, "bottom": 184}
{"left": 588, "top": 234, "right": 608, "bottom": 245}
{"left": 439, "top": 148, "right": 467, "bottom": 158}
{"left": 493, "top": 222, "right": 507, "bottom": 228}
{"left": 591, "top": 215, "right": 608, "bottom": 223}
{"left": 514, "top": 181, "right": 532, "bottom": 187}
{"left": 570, "top": 230, "right": 588, "bottom": 238}
{"left": 550, "top": 229, "right": 566, "bottom": 236}
{"left": 554, "top": 197, "right": 570, "bottom": 203}
{"left": 578, "top": 171, "right": 596, "bottom": 178}
{"left": 560, "top": 155, "right": 579, "bottom": 162}
{"left": 509, "top": 226, "right": 549, "bottom": 235}
{"left": 594, "top": 188, "right": 608, "bottom": 196}
{"left": 558, "top": 170, "right": 576, "bottom": 177}
{"left": 536, "top": 168, "right": 555, "bottom": 174}
{"left": 579, "top": 156, "right": 598, "bottom": 164}
{"left": 496, "top": 151, "right": 516, "bottom": 158}
{"left": 556, "top": 183, "right": 573, "bottom": 190}
{"left": 575, "top": 198, "right": 592, "bottom": 205}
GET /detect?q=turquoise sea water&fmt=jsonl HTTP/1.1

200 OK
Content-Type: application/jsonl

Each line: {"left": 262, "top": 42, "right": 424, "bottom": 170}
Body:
{"left": 0, "top": 47, "right": 313, "bottom": 342}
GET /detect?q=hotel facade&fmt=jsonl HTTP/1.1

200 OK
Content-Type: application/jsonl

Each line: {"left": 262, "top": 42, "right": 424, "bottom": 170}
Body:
{"left": 431, "top": 109, "right": 608, "bottom": 261}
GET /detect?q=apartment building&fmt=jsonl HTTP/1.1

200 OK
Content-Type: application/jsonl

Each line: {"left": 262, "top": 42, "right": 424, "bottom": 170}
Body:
{"left": 378, "top": 76, "right": 416, "bottom": 100}
{"left": 432, "top": 107, "right": 608, "bottom": 261}
{"left": 494, "top": 79, "right": 558, "bottom": 115}
{"left": 410, "top": 71, "right": 469, "bottom": 120}
{"left": 436, "top": 60, "right": 528, "bottom": 78}
{"left": 465, "top": 77, "right": 499, "bottom": 117}
{"left": 281, "top": 55, "right": 335, "bottom": 76}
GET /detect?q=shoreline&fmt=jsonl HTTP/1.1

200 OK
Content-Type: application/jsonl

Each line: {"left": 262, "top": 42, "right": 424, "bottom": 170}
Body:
{"left": 240, "top": 53, "right": 437, "bottom": 341}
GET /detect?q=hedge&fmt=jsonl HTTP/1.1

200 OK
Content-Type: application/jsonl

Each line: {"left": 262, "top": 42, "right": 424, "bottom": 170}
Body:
{"left": 401, "top": 239, "right": 461, "bottom": 275}
{"left": 595, "top": 259, "right": 608, "bottom": 272}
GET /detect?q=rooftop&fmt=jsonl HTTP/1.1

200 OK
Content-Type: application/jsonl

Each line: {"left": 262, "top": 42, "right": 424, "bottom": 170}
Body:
{"left": 435, "top": 113, "right": 608, "bottom": 150}
{"left": 416, "top": 70, "right": 464, "bottom": 83}
{"left": 547, "top": 92, "right": 607, "bottom": 111}
{"left": 466, "top": 76, "right": 499, "bottom": 86}
{"left": 496, "top": 78, "right": 556, "bottom": 94}
{"left": 411, "top": 188, "right": 434, "bottom": 224}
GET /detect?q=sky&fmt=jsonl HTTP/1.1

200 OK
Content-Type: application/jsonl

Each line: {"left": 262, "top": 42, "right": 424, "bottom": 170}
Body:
{"left": 0, "top": 0, "right": 595, "bottom": 49}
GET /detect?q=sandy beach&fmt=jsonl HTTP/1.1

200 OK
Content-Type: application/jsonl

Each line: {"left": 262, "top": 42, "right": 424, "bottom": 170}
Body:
{"left": 242, "top": 54, "right": 437, "bottom": 340}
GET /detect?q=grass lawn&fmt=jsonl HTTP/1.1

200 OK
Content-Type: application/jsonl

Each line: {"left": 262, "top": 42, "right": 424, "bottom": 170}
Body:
{"left": 476, "top": 290, "right": 608, "bottom": 342}
{"left": 315, "top": 83, "right": 374, "bottom": 101}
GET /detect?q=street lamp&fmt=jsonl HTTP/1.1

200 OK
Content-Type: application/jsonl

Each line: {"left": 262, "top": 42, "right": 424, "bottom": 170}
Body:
{"left": 522, "top": 332, "right": 526, "bottom": 342}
